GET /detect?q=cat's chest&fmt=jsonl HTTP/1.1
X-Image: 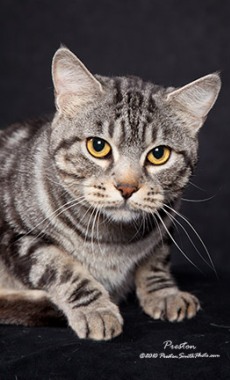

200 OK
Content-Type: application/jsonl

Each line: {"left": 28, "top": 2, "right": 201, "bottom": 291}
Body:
{"left": 53, "top": 215, "right": 162, "bottom": 295}
{"left": 70, "top": 229, "right": 160, "bottom": 295}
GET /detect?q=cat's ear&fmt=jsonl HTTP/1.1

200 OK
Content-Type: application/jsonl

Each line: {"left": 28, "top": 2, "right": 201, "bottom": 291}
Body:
{"left": 166, "top": 73, "right": 221, "bottom": 131}
{"left": 52, "top": 47, "right": 103, "bottom": 115}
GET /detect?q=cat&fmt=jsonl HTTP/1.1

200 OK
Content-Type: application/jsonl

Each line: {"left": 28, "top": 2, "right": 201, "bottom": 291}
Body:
{"left": 0, "top": 47, "right": 221, "bottom": 340}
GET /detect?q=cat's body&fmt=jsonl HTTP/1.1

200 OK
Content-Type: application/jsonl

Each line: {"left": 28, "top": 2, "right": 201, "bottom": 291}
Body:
{"left": 0, "top": 48, "right": 221, "bottom": 339}
{"left": 0, "top": 117, "right": 170, "bottom": 300}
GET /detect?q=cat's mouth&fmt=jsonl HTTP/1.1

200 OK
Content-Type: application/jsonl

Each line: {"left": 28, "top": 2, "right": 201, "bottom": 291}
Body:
{"left": 83, "top": 184, "right": 164, "bottom": 222}
{"left": 101, "top": 199, "right": 161, "bottom": 223}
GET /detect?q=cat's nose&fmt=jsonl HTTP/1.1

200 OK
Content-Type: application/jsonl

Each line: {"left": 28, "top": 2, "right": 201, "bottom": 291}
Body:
{"left": 115, "top": 183, "right": 138, "bottom": 199}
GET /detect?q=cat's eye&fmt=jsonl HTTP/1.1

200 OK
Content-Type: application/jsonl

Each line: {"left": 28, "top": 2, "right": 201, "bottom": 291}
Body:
{"left": 147, "top": 146, "right": 171, "bottom": 165}
{"left": 86, "top": 137, "right": 111, "bottom": 158}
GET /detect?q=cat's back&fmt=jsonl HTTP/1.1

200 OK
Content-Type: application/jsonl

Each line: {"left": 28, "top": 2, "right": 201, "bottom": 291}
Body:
{"left": 0, "top": 117, "right": 52, "bottom": 173}
{"left": 0, "top": 117, "right": 51, "bottom": 151}
{"left": 0, "top": 117, "right": 53, "bottom": 230}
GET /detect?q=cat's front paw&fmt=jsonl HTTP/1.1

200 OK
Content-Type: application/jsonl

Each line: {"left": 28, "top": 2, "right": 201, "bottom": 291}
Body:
{"left": 68, "top": 302, "right": 123, "bottom": 340}
{"left": 139, "top": 289, "right": 200, "bottom": 322}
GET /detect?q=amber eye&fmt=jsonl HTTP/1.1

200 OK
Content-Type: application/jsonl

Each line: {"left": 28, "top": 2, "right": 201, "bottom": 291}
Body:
{"left": 147, "top": 146, "right": 171, "bottom": 165}
{"left": 86, "top": 137, "right": 111, "bottom": 158}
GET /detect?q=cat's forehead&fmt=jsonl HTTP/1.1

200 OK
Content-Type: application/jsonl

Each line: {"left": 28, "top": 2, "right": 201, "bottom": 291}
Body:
{"left": 111, "top": 77, "right": 161, "bottom": 147}
{"left": 73, "top": 75, "right": 190, "bottom": 152}
{"left": 103, "top": 75, "right": 163, "bottom": 109}
{"left": 85, "top": 76, "right": 180, "bottom": 149}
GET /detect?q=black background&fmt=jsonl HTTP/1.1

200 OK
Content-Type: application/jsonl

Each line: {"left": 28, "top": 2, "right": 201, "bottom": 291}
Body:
{"left": 1, "top": 0, "right": 229, "bottom": 276}
{"left": 0, "top": 1, "right": 229, "bottom": 379}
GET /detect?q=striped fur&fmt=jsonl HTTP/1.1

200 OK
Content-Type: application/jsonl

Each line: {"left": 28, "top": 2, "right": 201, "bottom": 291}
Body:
{"left": 0, "top": 47, "right": 221, "bottom": 340}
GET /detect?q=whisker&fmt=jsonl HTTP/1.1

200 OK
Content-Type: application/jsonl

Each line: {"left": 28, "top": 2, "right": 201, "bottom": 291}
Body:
{"left": 128, "top": 214, "right": 144, "bottom": 243}
{"left": 29, "top": 197, "right": 86, "bottom": 243}
{"left": 96, "top": 207, "right": 104, "bottom": 256}
{"left": 151, "top": 212, "right": 164, "bottom": 246}
{"left": 91, "top": 207, "right": 100, "bottom": 255}
{"left": 142, "top": 211, "right": 147, "bottom": 238}
{"left": 181, "top": 194, "right": 216, "bottom": 203}
{"left": 156, "top": 210, "right": 203, "bottom": 274}
{"left": 162, "top": 209, "right": 184, "bottom": 248}
{"left": 164, "top": 204, "right": 218, "bottom": 278}
{"left": 84, "top": 206, "right": 97, "bottom": 247}
{"left": 163, "top": 207, "right": 215, "bottom": 273}
{"left": 188, "top": 180, "right": 206, "bottom": 192}
{"left": 11, "top": 196, "right": 86, "bottom": 246}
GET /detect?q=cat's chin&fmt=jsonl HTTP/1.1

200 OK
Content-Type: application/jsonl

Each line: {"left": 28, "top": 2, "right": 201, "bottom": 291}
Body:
{"left": 102, "top": 207, "right": 142, "bottom": 223}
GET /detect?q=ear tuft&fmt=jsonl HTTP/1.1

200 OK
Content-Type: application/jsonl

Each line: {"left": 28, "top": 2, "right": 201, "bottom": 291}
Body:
{"left": 52, "top": 47, "right": 103, "bottom": 115}
{"left": 166, "top": 73, "right": 221, "bottom": 127}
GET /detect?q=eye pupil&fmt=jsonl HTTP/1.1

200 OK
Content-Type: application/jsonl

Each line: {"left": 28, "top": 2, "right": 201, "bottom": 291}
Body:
{"left": 146, "top": 145, "right": 171, "bottom": 165}
{"left": 87, "top": 137, "right": 111, "bottom": 158}
{"left": 152, "top": 146, "right": 164, "bottom": 159}
{"left": 93, "top": 139, "right": 105, "bottom": 152}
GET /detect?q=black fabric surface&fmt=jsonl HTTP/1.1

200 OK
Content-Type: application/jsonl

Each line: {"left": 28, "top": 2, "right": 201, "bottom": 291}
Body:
{"left": 0, "top": 0, "right": 230, "bottom": 379}
{"left": 0, "top": 274, "right": 229, "bottom": 380}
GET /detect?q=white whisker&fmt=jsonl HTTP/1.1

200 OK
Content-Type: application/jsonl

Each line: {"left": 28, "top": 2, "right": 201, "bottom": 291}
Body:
{"left": 31, "top": 197, "right": 86, "bottom": 242}
{"left": 151, "top": 212, "right": 164, "bottom": 246}
{"left": 91, "top": 207, "right": 100, "bottom": 256}
{"left": 84, "top": 206, "right": 96, "bottom": 247}
{"left": 156, "top": 210, "right": 203, "bottom": 274}
{"left": 96, "top": 207, "right": 104, "bottom": 256}
{"left": 163, "top": 207, "right": 215, "bottom": 273}
{"left": 164, "top": 204, "right": 218, "bottom": 278}
{"left": 181, "top": 194, "right": 216, "bottom": 203}
{"left": 128, "top": 214, "right": 144, "bottom": 243}
{"left": 11, "top": 196, "right": 86, "bottom": 247}
{"left": 188, "top": 180, "right": 206, "bottom": 192}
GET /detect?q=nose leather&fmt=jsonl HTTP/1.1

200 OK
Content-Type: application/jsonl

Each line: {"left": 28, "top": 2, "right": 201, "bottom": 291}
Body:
{"left": 116, "top": 183, "right": 138, "bottom": 199}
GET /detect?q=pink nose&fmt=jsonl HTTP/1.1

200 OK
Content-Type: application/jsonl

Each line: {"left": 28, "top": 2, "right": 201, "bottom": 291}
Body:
{"left": 115, "top": 183, "right": 138, "bottom": 199}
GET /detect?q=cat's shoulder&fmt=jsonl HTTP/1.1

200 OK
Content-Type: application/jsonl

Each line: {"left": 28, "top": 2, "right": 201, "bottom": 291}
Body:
{"left": 0, "top": 115, "right": 53, "bottom": 149}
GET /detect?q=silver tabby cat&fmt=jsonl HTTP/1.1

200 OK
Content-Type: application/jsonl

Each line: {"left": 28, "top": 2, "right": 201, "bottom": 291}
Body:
{"left": 0, "top": 48, "right": 221, "bottom": 340}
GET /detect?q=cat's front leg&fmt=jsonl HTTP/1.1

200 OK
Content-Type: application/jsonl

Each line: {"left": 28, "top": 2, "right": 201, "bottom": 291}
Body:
{"left": 5, "top": 237, "right": 123, "bottom": 340}
{"left": 135, "top": 244, "right": 200, "bottom": 322}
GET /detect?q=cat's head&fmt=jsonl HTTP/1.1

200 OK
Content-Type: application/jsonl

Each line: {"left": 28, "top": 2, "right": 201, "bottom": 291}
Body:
{"left": 50, "top": 47, "right": 221, "bottom": 222}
